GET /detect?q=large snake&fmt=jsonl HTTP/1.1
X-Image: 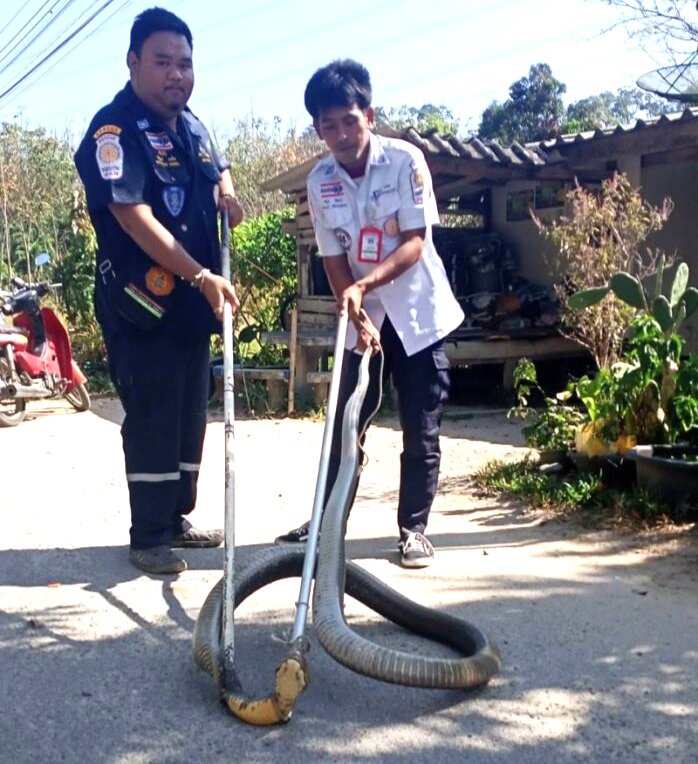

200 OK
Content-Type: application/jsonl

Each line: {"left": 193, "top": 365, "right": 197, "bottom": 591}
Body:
{"left": 193, "top": 349, "right": 501, "bottom": 723}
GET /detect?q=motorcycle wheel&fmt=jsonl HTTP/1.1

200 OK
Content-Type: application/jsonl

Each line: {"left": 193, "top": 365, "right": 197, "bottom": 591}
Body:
{"left": 0, "top": 358, "right": 27, "bottom": 427}
{"left": 64, "top": 383, "right": 90, "bottom": 412}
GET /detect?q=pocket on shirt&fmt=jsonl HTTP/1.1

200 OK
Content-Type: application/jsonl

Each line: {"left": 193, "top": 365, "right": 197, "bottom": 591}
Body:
{"left": 373, "top": 192, "right": 402, "bottom": 239}
{"left": 322, "top": 205, "right": 353, "bottom": 228}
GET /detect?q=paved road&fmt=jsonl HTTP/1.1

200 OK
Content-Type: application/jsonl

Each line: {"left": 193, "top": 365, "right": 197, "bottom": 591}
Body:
{"left": 1, "top": 398, "right": 696, "bottom": 764}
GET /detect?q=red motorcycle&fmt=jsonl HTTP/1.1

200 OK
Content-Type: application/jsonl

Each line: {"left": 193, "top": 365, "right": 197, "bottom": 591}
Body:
{"left": 0, "top": 275, "right": 90, "bottom": 427}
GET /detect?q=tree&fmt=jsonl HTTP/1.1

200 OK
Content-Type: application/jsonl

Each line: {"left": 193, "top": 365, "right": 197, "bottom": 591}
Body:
{"left": 478, "top": 63, "right": 567, "bottom": 143}
{"left": 221, "top": 115, "right": 323, "bottom": 220}
{"left": 0, "top": 124, "right": 95, "bottom": 322}
{"left": 563, "top": 86, "right": 677, "bottom": 132}
{"left": 375, "top": 103, "right": 460, "bottom": 134}
{"left": 600, "top": 1, "right": 698, "bottom": 61}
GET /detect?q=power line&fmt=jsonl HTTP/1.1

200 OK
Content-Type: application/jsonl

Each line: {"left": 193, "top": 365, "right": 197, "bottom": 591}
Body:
{"left": 0, "top": 0, "right": 119, "bottom": 105}
{"left": 2, "top": 0, "right": 131, "bottom": 107}
{"left": 196, "top": 0, "right": 516, "bottom": 103}
{"left": 6, "top": 0, "right": 117, "bottom": 85}
{"left": 0, "top": 0, "right": 64, "bottom": 70}
{"left": 0, "top": 0, "right": 48, "bottom": 45}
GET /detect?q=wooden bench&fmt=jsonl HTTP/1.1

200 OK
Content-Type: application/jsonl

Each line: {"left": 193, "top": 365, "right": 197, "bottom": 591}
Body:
{"left": 211, "top": 364, "right": 290, "bottom": 410}
{"left": 306, "top": 370, "right": 333, "bottom": 407}
{"left": 261, "top": 296, "right": 338, "bottom": 412}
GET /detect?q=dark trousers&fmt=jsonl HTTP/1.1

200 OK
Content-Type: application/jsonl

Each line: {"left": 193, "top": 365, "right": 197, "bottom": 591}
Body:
{"left": 104, "top": 331, "right": 210, "bottom": 549}
{"left": 325, "top": 318, "right": 450, "bottom": 536}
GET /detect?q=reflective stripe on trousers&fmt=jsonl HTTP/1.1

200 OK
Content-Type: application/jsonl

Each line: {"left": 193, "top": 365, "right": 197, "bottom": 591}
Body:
{"left": 104, "top": 330, "right": 210, "bottom": 549}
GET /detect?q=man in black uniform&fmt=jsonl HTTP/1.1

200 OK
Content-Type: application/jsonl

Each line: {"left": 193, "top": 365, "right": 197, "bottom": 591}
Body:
{"left": 75, "top": 7, "right": 243, "bottom": 575}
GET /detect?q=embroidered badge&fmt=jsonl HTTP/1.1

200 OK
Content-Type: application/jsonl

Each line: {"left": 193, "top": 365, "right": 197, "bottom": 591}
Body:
{"left": 155, "top": 152, "right": 180, "bottom": 168}
{"left": 93, "top": 124, "right": 122, "bottom": 139}
{"left": 145, "top": 131, "right": 173, "bottom": 151}
{"left": 383, "top": 216, "right": 400, "bottom": 236}
{"left": 321, "top": 181, "right": 343, "bottom": 199}
{"left": 136, "top": 118, "right": 150, "bottom": 130}
{"left": 145, "top": 266, "right": 175, "bottom": 296}
{"left": 410, "top": 163, "right": 424, "bottom": 205}
{"left": 163, "top": 186, "right": 185, "bottom": 216}
{"left": 371, "top": 184, "right": 396, "bottom": 202}
{"left": 95, "top": 133, "right": 123, "bottom": 180}
{"left": 198, "top": 147, "right": 212, "bottom": 164}
{"left": 334, "top": 228, "right": 352, "bottom": 251}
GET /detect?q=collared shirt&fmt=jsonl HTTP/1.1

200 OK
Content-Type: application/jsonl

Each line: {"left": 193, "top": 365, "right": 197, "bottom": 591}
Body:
{"left": 307, "top": 133, "right": 464, "bottom": 355}
{"left": 75, "top": 82, "right": 226, "bottom": 336}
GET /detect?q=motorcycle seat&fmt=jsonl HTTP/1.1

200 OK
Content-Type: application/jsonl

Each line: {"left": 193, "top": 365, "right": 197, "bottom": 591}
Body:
{"left": 0, "top": 322, "right": 28, "bottom": 333}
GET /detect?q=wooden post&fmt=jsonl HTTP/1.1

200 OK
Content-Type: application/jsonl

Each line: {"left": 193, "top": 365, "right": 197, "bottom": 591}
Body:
{"left": 287, "top": 307, "right": 298, "bottom": 415}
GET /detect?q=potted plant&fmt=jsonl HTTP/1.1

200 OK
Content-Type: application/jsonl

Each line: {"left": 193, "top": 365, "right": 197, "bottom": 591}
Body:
{"left": 570, "top": 260, "right": 698, "bottom": 502}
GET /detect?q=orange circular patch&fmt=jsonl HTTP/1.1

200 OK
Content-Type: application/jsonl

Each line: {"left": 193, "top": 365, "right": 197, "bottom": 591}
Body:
{"left": 383, "top": 216, "right": 400, "bottom": 236}
{"left": 145, "top": 266, "right": 175, "bottom": 296}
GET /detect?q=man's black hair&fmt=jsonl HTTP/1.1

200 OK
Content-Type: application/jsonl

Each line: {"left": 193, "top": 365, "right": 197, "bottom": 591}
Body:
{"left": 304, "top": 59, "right": 372, "bottom": 120}
{"left": 129, "top": 7, "right": 193, "bottom": 56}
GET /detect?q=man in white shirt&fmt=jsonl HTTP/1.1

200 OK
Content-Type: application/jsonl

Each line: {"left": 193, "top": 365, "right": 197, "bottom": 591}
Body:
{"left": 276, "top": 59, "right": 464, "bottom": 567}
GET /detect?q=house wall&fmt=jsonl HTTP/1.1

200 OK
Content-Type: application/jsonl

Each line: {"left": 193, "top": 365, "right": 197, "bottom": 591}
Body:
{"left": 489, "top": 164, "right": 698, "bottom": 353}
{"left": 641, "top": 159, "right": 698, "bottom": 352}
{"left": 490, "top": 180, "right": 565, "bottom": 287}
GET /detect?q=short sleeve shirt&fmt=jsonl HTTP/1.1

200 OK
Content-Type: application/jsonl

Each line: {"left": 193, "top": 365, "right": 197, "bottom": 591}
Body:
{"left": 307, "top": 133, "right": 464, "bottom": 355}
{"left": 74, "top": 83, "right": 226, "bottom": 336}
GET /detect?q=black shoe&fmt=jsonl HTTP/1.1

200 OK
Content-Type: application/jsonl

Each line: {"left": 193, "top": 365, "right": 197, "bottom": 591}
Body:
{"left": 129, "top": 545, "right": 187, "bottom": 574}
{"left": 171, "top": 527, "right": 224, "bottom": 548}
{"left": 398, "top": 529, "right": 435, "bottom": 568}
{"left": 275, "top": 521, "right": 310, "bottom": 544}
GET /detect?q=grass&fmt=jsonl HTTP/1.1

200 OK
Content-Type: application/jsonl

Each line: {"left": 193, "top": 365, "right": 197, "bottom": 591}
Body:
{"left": 473, "top": 456, "right": 690, "bottom": 528}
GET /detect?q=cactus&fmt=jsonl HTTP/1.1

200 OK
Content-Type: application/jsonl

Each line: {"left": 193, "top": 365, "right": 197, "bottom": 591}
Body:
{"left": 609, "top": 272, "right": 647, "bottom": 310}
{"left": 652, "top": 295, "right": 673, "bottom": 333}
{"left": 567, "top": 285, "right": 609, "bottom": 310}
{"left": 570, "top": 262, "right": 696, "bottom": 339}
{"left": 683, "top": 286, "right": 698, "bottom": 320}
{"left": 670, "top": 262, "right": 689, "bottom": 307}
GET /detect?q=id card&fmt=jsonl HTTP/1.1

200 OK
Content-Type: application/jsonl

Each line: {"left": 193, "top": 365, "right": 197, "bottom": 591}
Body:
{"left": 358, "top": 226, "right": 382, "bottom": 263}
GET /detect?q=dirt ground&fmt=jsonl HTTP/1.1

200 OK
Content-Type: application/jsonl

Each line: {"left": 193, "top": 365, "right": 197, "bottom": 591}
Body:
{"left": 1, "top": 396, "right": 697, "bottom": 764}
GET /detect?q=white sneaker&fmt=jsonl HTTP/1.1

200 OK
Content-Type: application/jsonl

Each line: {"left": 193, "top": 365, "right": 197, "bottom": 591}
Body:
{"left": 399, "top": 530, "right": 435, "bottom": 568}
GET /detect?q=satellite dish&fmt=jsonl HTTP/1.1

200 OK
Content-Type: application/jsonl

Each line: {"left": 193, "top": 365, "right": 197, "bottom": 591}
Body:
{"left": 637, "top": 51, "right": 698, "bottom": 103}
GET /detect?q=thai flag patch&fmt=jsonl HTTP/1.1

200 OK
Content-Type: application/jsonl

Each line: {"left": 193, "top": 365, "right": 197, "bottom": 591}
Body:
{"left": 146, "top": 132, "right": 173, "bottom": 151}
{"left": 320, "top": 181, "right": 343, "bottom": 199}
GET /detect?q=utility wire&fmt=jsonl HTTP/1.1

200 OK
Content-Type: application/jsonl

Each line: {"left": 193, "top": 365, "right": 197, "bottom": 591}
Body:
{"left": 0, "top": 0, "right": 118, "bottom": 105}
{"left": 5, "top": 0, "right": 116, "bottom": 86}
{"left": 0, "top": 0, "right": 47, "bottom": 45}
{"left": 2, "top": 0, "right": 289, "bottom": 99}
{"left": 2, "top": 0, "right": 131, "bottom": 107}
{"left": 0, "top": 0, "right": 70, "bottom": 73}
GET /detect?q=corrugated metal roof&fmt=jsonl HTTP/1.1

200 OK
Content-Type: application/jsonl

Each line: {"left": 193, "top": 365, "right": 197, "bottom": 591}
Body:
{"left": 262, "top": 107, "right": 698, "bottom": 192}
{"left": 535, "top": 106, "right": 698, "bottom": 150}
{"left": 390, "top": 106, "right": 698, "bottom": 167}
{"left": 390, "top": 126, "right": 549, "bottom": 167}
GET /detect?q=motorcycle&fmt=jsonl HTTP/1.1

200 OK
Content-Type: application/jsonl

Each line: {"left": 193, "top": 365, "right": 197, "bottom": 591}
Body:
{"left": 0, "top": 266, "right": 90, "bottom": 427}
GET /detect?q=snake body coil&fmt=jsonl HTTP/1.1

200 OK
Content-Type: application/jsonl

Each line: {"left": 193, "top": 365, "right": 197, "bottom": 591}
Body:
{"left": 193, "top": 350, "right": 501, "bottom": 719}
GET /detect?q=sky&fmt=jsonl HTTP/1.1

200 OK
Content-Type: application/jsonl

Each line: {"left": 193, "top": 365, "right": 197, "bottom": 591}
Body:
{"left": 0, "top": 0, "right": 686, "bottom": 144}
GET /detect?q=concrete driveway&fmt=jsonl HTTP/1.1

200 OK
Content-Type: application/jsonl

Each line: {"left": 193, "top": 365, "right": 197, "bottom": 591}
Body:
{"left": 1, "top": 397, "right": 696, "bottom": 763}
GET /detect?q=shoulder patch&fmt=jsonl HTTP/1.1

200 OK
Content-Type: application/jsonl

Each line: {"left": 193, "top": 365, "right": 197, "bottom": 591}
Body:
{"left": 93, "top": 124, "right": 122, "bottom": 139}
{"left": 410, "top": 161, "right": 424, "bottom": 205}
{"left": 95, "top": 133, "right": 123, "bottom": 180}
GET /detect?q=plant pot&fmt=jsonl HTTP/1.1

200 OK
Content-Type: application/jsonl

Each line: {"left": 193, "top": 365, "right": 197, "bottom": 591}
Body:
{"left": 568, "top": 451, "right": 637, "bottom": 489}
{"left": 625, "top": 445, "right": 698, "bottom": 505}
{"left": 537, "top": 448, "right": 569, "bottom": 466}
